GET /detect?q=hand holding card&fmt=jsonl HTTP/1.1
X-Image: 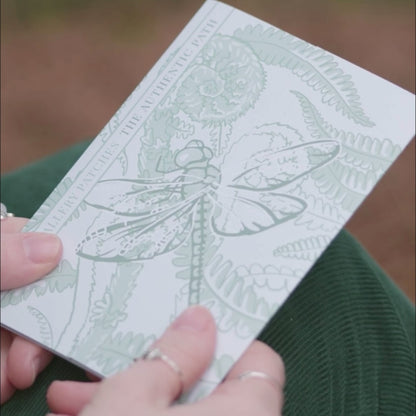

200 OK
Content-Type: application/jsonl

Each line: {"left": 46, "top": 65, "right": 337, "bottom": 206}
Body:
{"left": 0, "top": 216, "right": 62, "bottom": 403}
{"left": 1, "top": 0, "right": 414, "bottom": 403}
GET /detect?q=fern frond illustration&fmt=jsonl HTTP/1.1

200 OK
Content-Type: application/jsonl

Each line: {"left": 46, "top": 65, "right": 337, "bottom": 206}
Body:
{"left": 234, "top": 25, "right": 374, "bottom": 127}
{"left": 199, "top": 256, "right": 300, "bottom": 338}
{"left": 91, "top": 331, "right": 155, "bottom": 375}
{"left": 273, "top": 235, "right": 332, "bottom": 261}
{"left": 291, "top": 91, "right": 403, "bottom": 212}
{"left": 293, "top": 91, "right": 402, "bottom": 171}
{"left": 28, "top": 306, "right": 53, "bottom": 347}
{"left": 70, "top": 262, "right": 141, "bottom": 364}
{"left": 311, "top": 160, "right": 378, "bottom": 211}
{"left": 291, "top": 90, "right": 333, "bottom": 138}
{"left": 332, "top": 131, "right": 401, "bottom": 172}
{"left": 1, "top": 260, "right": 77, "bottom": 307}
{"left": 293, "top": 190, "right": 345, "bottom": 232}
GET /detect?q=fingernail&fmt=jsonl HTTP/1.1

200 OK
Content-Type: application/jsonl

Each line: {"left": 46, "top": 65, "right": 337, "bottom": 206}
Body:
{"left": 172, "top": 306, "right": 212, "bottom": 332}
{"left": 23, "top": 233, "right": 61, "bottom": 264}
{"left": 31, "top": 357, "right": 41, "bottom": 384}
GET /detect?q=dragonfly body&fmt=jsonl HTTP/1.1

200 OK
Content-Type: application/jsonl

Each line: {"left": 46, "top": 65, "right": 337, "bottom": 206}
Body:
{"left": 172, "top": 141, "right": 220, "bottom": 304}
{"left": 174, "top": 140, "right": 221, "bottom": 199}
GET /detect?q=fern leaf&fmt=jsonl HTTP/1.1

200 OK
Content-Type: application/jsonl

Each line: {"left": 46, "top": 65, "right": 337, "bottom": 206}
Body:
{"left": 1, "top": 260, "right": 77, "bottom": 308}
{"left": 293, "top": 189, "right": 345, "bottom": 232}
{"left": 1, "top": 286, "right": 34, "bottom": 308}
{"left": 273, "top": 235, "right": 332, "bottom": 261}
{"left": 200, "top": 257, "right": 300, "bottom": 338}
{"left": 293, "top": 91, "right": 401, "bottom": 171}
{"left": 291, "top": 90, "right": 334, "bottom": 138}
{"left": 92, "top": 331, "right": 155, "bottom": 375}
{"left": 311, "top": 160, "right": 378, "bottom": 212}
{"left": 71, "top": 263, "right": 141, "bottom": 363}
{"left": 234, "top": 25, "right": 374, "bottom": 126}
{"left": 28, "top": 306, "right": 53, "bottom": 346}
{"left": 332, "top": 130, "right": 402, "bottom": 172}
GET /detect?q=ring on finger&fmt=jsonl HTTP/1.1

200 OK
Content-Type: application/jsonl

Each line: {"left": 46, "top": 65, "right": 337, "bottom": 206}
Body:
{"left": 139, "top": 347, "right": 185, "bottom": 397}
{"left": 0, "top": 203, "right": 14, "bottom": 220}
{"left": 236, "top": 370, "right": 283, "bottom": 393}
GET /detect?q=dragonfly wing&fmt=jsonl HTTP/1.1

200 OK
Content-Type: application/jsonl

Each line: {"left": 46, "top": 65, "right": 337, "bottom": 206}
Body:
{"left": 231, "top": 140, "right": 339, "bottom": 191}
{"left": 77, "top": 200, "right": 198, "bottom": 262}
{"left": 212, "top": 191, "right": 306, "bottom": 236}
{"left": 85, "top": 178, "right": 198, "bottom": 216}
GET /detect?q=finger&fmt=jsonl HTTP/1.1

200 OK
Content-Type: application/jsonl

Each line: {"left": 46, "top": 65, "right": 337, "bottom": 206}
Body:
{"left": 46, "top": 413, "right": 71, "bottom": 416}
{"left": 142, "top": 306, "right": 216, "bottom": 404}
{"left": 1, "top": 217, "right": 29, "bottom": 233}
{"left": 0, "top": 329, "right": 16, "bottom": 404}
{"left": 224, "top": 340, "right": 285, "bottom": 382}
{"left": 85, "top": 371, "right": 101, "bottom": 381}
{"left": 47, "top": 381, "right": 99, "bottom": 416}
{"left": 81, "top": 306, "right": 216, "bottom": 415}
{"left": 7, "top": 336, "right": 54, "bottom": 390}
{"left": 216, "top": 341, "right": 285, "bottom": 412}
{"left": 1, "top": 231, "right": 62, "bottom": 290}
{"left": 172, "top": 341, "right": 285, "bottom": 416}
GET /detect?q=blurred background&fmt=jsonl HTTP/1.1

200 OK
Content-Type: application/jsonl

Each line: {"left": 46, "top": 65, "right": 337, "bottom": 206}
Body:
{"left": 1, "top": 0, "right": 414, "bottom": 302}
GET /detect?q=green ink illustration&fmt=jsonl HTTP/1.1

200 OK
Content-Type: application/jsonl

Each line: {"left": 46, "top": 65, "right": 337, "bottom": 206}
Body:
{"left": 1, "top": 260, "right": 77, "bottom": 308}
{"left": 176, "top": 35, "right": 265, "bottom": 126}
{"left": 212, "top": 354, "right": 235, "bottom": 379}
{"left": 198, "top": 258, "right": 301, "bottom": 338}
{"left": 89, "top": 331, "right": 155, "bottom": 376}
{"left": 76, "top": 132, "right": 338, "bottom": 310}
{"left": 78, "top": 137, "right": 338, "bottom": 257}
{"left": 293, "top": 189, "right": 345, "bottom": 232}
{"left": 28, "top": 306, "right": 54, "bottom": 347}
{"left": 138, "top": 106, "right": 194, "bottom": 177}
{"left": 233, "top": 24, "right": 374, "bottom": 127}
{"left": 292, "top": 91, "right": 401, "bottom": 212}
{"left": 273, "top": 235, "right": 332, "bottom": 261}
{"left": 68, "top": 262, "right": 142, "bottom": 362}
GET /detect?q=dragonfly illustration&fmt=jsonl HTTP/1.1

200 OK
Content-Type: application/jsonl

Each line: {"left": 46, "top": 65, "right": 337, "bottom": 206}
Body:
{"left": 77, "top": 139, "right": 339, "bottom": 301}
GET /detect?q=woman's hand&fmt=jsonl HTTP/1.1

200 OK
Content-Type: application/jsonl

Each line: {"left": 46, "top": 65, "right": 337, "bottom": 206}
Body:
{"left": 1, "top": 217, "right": 63, "bottom": 403}
{"left": 47, "top": 306, "right": 285, "bottom": 416}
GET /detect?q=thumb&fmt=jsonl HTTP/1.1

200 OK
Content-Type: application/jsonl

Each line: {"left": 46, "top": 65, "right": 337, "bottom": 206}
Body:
{"left": 1, "top": 232, "right": 62, "bottom": 290}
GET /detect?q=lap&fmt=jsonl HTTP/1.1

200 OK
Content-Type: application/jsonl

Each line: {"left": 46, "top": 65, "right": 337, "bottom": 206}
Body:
{"left": 1, "top": 142, "right": 414, "bottom": 415}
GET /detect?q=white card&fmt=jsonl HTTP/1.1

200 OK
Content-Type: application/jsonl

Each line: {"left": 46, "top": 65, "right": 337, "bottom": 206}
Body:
{"left": 1, "top": 0, "right": 414, "bottom": 401}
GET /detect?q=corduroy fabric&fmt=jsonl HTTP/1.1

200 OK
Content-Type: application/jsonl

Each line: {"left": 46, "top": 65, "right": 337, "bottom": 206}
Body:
{"left": 1, "top": 142, "right": 414, "bottom": 415}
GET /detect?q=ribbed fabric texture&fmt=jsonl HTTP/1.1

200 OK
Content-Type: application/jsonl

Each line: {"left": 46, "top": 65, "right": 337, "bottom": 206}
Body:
{"left": 258, "top": 233, "right": 415, "bottom": 415}
{"left": 1, "top": 142, "right": 415, "bottom": 415}
{"left": 1, "top": 358, "right": 88, "bottom": 416}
